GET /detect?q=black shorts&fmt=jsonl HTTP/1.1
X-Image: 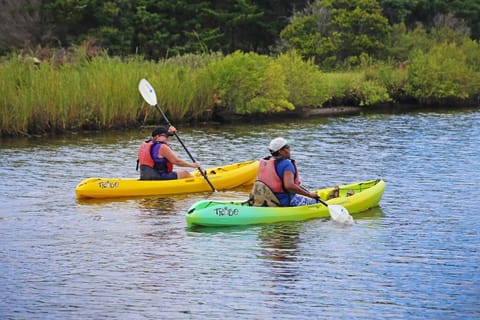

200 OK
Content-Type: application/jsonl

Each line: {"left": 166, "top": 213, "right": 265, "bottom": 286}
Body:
{"left": 139, "top": 165, "right": 178, "bottom": 180}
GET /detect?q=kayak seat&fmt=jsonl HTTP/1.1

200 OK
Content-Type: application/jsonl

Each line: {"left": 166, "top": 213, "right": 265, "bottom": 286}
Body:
{"left": 248, "top": 180, "right": 281, "bottom": 207}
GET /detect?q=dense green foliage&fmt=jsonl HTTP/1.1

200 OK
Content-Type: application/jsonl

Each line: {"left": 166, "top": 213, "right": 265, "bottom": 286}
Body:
{"left": 1, "top": 0, "right": 479, "bottom": 136}
{"left": 405, "top": 41, "right": 480, "bottom": 104}
{"left": 37, "top": 0, "right": 301, "bottom": 58}
{"left": 276, "top": 51, "right": 329, "bottom": 107}
{"left": 2, "top": 0, "right": 479, "bottom": 59}
{"left": 280, "top": 0, "right": 391, "bottom": 68}
{"left": 208, "top": 51, "right": 294, "bottom": 114}
{"left": 378, "top": 0, "right": 480, "bottom": 39}
{"left": 2, "top": 40, "right": 478, "bottom": 136}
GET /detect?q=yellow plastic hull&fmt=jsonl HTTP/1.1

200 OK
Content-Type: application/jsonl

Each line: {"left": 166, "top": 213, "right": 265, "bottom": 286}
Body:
{"left": 186, "top": 179, "right": 386, "bottom": 227}
{"left": 75, "top": 160, "right": 259, "bottom": 199}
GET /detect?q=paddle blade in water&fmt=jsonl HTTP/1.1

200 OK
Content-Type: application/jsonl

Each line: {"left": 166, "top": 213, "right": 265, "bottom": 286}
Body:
{"left": 328, "top": 205, "right": 354, "bottom": 225}
{"left": 138, "top": 78, "right": 157, "bottom": 106}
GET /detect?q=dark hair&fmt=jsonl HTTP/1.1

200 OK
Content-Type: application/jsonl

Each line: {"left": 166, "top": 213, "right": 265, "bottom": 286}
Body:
{"left": 151, "top": 127, "right": 173, "bottom": 137}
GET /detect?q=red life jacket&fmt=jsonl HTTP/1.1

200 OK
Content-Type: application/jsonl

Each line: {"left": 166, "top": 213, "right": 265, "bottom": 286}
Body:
{"left": 138, "top": 140, "right": 155, "bottom": 168}
{"left": 137, "top": 140, "right": 173, "bottom": 172}
{"left": 257, "top": 157, "right": 300, "bottom": 193}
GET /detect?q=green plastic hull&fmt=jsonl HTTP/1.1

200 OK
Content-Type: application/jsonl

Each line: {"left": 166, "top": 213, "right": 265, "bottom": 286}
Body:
{"left": 186, "top": 179, "right": 385, "bottom": 227}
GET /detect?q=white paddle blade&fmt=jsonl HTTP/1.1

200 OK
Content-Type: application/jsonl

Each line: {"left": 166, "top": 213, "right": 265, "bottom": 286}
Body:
{"left": 328, "top": 205, "right": 354, "bottom": 225}
{"left": 138, "top": 78, "right": 157, "bottom": 106}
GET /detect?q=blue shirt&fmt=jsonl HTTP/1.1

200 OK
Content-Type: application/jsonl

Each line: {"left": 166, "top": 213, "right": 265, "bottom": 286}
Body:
{"left": 274, "top": 159, "right": 296, "bottom": 206}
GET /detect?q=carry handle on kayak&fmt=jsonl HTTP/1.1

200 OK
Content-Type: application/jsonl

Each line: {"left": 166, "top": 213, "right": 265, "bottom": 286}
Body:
{"left": 138, "top": 78, "right": 217, "bottom": 192}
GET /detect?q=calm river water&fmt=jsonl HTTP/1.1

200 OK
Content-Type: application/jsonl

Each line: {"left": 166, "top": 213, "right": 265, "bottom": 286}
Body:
{"left": 1, "top": 108, "right": 479, "bottom": 319}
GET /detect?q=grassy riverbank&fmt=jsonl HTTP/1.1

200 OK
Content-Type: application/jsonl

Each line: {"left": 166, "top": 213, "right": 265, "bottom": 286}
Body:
{"left": 1, "top": 43, "right": 479, "bottom": 136}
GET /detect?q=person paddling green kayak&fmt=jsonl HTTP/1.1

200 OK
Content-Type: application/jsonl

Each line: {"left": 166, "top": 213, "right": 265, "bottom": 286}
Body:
{"left": 250, "top": 137, "right": 319, "bottom": 207}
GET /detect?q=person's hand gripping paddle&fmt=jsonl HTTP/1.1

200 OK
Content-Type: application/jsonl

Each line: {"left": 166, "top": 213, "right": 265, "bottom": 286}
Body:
{"left": 138, "top": 78, "right": 216, "bottom": 192}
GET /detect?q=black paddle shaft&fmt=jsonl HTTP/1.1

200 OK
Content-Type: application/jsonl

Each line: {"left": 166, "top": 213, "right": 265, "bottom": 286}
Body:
{"left": 154, "top": 105, "right": 216, "bottom": 192}
{"left": 317, "top": 198, "right": 328, "bottom": 207}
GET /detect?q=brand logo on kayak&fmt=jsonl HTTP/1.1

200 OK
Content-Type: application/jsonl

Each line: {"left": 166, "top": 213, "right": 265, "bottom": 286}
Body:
{"left": 214, "top": 207, "right": 239, "bottom": 217}
{"left": 98, "top": 181, "right": 119, "bottom": 189}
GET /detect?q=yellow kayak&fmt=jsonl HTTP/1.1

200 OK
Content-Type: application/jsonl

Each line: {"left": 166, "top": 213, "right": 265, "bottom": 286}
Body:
{"left": 75, "top": 160, "right": 259, "bottom": 199}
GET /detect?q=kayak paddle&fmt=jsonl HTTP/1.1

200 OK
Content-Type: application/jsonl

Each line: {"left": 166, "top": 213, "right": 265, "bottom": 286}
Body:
{"left": 138, "top": 78, "right": 217, "bottom": 192}
{"left": 316, "top": 197, "right": 353, "bottom": 225}
{"left": 300, "top": 185, "right": 353, "bottom": 224}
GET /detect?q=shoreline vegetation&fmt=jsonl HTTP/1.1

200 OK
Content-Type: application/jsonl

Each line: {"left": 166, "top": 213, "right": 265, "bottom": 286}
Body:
{"left": 1, "top": 44, "right": 479, "bottom": 137}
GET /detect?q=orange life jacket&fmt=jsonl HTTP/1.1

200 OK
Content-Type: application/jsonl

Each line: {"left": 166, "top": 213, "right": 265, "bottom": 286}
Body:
{"left": 257, "top": 156, "right": 300, "bottom": 193}
{"left": 137, "top": 140, "right": 173, "bottom": 173}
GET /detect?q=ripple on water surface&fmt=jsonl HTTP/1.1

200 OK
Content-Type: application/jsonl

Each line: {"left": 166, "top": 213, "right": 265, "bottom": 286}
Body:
{"left": 1, "top": 109, "right": 479, "bottom": 319}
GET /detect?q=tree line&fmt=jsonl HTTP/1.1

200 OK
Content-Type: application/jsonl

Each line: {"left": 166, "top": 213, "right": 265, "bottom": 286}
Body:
{"left": 1, "top": 0, "right": 479, "bottom": 136}
{"left": 1, "top": 0, "right": 479, "bottom": 68}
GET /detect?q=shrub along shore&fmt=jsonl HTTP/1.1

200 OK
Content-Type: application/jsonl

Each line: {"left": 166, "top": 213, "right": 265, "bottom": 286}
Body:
{"left": 1, "top": 45, "right": 479, "bottom": 137}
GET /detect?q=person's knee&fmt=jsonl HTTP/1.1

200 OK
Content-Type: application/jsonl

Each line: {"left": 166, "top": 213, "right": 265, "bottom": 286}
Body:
{"left": 176, "top": 170, "right": 193, "bottom": 179}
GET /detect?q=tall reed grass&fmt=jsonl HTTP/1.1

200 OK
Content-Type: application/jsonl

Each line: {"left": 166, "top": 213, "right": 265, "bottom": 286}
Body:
{"left": 0, "top": 53, "right": 148, "bottom": 135}
{"left": 1, "top": 44, "right": 478, "bottom": 137}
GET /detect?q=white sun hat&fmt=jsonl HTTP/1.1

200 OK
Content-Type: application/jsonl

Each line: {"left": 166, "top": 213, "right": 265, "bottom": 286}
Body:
{"left": 268, "top": 137, "right": 288, "bottom": 153}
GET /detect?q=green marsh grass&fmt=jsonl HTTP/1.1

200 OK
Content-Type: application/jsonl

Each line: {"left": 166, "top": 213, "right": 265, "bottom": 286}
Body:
{"left": 0, "top": 53, "right": 149, "bottom": 135}
{"left": 1, "top": 46, "right": 478, "bottom": 136}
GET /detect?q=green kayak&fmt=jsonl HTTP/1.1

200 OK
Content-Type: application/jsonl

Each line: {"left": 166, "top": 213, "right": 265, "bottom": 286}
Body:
{"left": 186, "top": 179, "right": 385, "bottom": 227}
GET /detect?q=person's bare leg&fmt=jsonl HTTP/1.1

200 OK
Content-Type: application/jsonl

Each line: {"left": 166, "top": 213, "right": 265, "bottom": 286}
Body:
{"left": 176, "top": 170, "right": 194, "bottom": 179}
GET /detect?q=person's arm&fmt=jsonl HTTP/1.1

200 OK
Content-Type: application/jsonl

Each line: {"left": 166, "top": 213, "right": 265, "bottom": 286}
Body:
{"left": 283, "top": 170, "right": 318, "bottom": 199}
{"left": 159, "top": 145, "right": 200, "bottom": 168}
